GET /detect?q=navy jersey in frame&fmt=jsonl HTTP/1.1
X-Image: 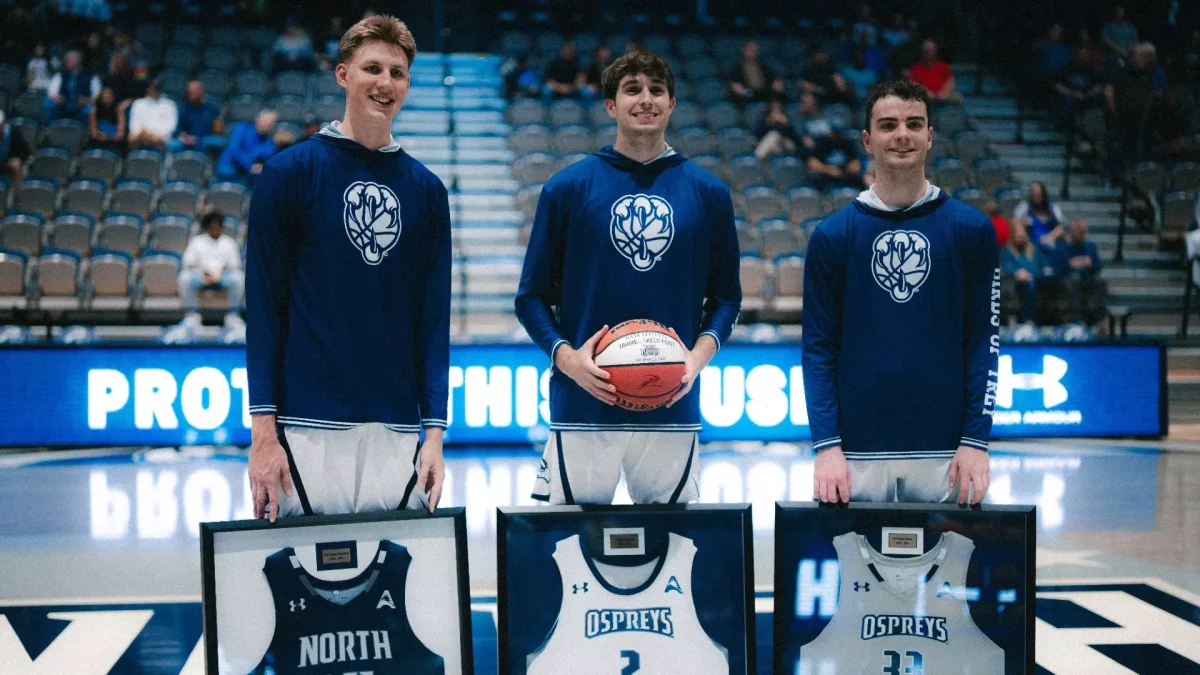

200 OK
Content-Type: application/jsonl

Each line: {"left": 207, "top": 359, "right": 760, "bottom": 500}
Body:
{"left": 262, "top": 539, "right": 445, "bottom": 675}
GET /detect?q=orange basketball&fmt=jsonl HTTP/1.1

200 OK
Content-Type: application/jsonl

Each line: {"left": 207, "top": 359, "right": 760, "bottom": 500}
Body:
{"left": 593, "top": 319, "right": 687, "bottom": 411}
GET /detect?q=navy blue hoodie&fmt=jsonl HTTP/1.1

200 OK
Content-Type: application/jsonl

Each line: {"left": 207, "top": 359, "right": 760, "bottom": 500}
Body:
{"left": 802, "top": 188, "right": 1000, "bottom": 459}
{"left": 515, "top": 146, "right": 742, "bottom": 432}
{"left": 245, "top": 126, "right": 451, "bottom": 432}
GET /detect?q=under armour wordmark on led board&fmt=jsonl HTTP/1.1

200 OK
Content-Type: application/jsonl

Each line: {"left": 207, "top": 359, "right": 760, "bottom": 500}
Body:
{"left": 0, "top": 343, "right": 1166, "bottom": 446}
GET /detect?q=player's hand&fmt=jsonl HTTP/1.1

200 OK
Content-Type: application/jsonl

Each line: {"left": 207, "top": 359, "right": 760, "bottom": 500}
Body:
{"left": 665, "top": 330, "right": 716, "bottom": 408}
{"left": 949, "top": 445, "right": 990, "bottom": 505}
{"left": 249, "top": 419, "right": 293, "bottom": 523}
{"left": 415, "top": 429, "right": 445, "bottom": 513}
{"left": 555, "top": 326, "right": 617, "bottom": 405}
{"left": 814, "top": 445, "right": 851, "bottom": 503}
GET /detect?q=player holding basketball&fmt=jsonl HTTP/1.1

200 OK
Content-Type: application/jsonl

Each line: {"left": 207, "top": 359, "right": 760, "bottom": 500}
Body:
{"left": 245, "top": 15, "right": 450, "bottom": 521}
{"left": 802, "top": 80, "right": 1000, "bottom": 504}
{"left": 515, "top": 51, "right": 742, "bottom": 504}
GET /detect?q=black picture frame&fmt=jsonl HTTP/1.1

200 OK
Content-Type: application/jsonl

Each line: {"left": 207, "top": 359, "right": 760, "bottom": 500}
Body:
{"left": 497, "top": 504, "right": 755, "bottom": 675}
{"left": 200, "top": 507, "right": 473, "bottom": 675}
{"left": 773, "top": 502, "right": 1037, "bottom": 675}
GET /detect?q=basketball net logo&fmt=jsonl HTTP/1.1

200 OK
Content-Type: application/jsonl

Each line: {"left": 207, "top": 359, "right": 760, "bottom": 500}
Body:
{"left": 610, "top": 194, "right": 674, "bottom": 271}
{"left": 344, "top": 181, "right": 401, "bottom": 265}
{"left": 872, "top": 230, "right": 931, "bottom": 303}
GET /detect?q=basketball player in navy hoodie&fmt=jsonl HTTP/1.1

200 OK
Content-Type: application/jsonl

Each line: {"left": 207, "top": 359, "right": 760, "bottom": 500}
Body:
{"left": 245, "top": 16, "right": 450, "bottom": 522}
{"left": 802, "top": 80, "right": 1000, "bottom": 504}
{"left": 516, "top": 52, "right": 742, "bottom": 505}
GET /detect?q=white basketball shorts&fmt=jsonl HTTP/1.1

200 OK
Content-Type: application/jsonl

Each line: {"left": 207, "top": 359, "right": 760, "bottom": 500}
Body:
{"left": 273, "top": 423, "right": 428, "bottom": 516}
{"left": 847, "top": 457, "right": 963, "bottom": 503}
{"left": 532, "top": 430, "right": 700, "bottom": 505}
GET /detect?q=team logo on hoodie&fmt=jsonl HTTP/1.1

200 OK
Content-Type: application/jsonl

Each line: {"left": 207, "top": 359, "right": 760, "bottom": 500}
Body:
{"left": 610, "top": 194, "right": 674, "bottom": 271}
{"left": 343, "top": 181, "right": 402, "bottom": 265}
{"left": 872, "top": 230, "right": 931, "bottom": 302}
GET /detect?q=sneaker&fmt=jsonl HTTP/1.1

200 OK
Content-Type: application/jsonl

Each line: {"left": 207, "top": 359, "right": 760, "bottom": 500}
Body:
{"left": 224, "top": 312, "right": 245, "bottom": 329}
{"left": 182, "top": 312, "right": 202, "bottom": 329}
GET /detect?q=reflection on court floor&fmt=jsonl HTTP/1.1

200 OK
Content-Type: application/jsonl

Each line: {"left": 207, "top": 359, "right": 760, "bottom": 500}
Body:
{"left": 0, "top": 442, "right": 1196, "bottom": 674}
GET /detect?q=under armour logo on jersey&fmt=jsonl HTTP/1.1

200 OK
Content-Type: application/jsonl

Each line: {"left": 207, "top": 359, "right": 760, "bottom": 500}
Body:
{"left": 996, "top": 354, "right": 1069, "bottom": 408}
{"left": 377, "top": 589, "right": 396, "bottom": 609}
{"left": 854, "top": 581, "right": 871, "bottom": 592}
{"left": 871, "top": 230, "right": 931, "bottom": 303}
{"left": 664, "top": 576, "right": 683, "bottom": 594}
{"left": 343, "top": 181, "right": 401, "bottom": 265}
{"left": 289, "top": 599, "right": 306, "bottom": 612}
{"left": 610, "top": 194, "right": 674, "bottom": 271}
{"left": 573, "top": 583, "right": 589, "bottom": 594}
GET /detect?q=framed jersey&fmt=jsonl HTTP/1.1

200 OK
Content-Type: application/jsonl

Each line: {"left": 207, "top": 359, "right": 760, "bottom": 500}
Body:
{"left": 774, "top": 503, "right": 1036, "bottom": 675}
{"left": 498, "top": 504, "right": 755, "bottom": 675}
{"left": 200, "top": 508, "right": 472, "bottom": 675}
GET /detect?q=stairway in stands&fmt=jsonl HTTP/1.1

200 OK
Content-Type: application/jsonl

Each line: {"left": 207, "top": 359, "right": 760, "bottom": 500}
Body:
{"left": 957, "top": 65, "right": 1188, "bottom": 340}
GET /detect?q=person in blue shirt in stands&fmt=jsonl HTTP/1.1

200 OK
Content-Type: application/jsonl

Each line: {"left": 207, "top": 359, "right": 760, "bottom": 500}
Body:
{"left": 1052, "top": 217, "right": 1106, "bottom": 324}
{"left": 1001, "top": 222, "right": 1055, "bottom": 324}
{"left": 215, "top": 109, "right": 281, "bottom": 182}
{"left": 169, "top": 80, "right": 225, "bottom": 154}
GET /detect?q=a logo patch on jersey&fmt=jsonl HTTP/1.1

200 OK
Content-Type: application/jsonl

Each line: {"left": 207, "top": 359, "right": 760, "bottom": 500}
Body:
{"left": 573, "top": 583, "right": 589, "bottom": 594}
{"left": 871, "top": 230, "right": 931, "bottom": 303}
{"left": 343, "top": 181, "right": 402, "bottom": 265}
{"left": 861, "top": 614, "right": 948, "bottom": 643}
{"left": 665, "top": 576, "right": 683, "bottom": 594}
{"left": 377, "top": 589, "right": 396, "bottom": 609}
{"left": 610, "top": 194, "right": 674, "bottom": 271}
{"left": 585, "top": 608, "right": 674, "bottom": 638}
{"left": 853, "top": 581, "right": 871, "bottom": 592}
{"left": 289, "top": 599, "right": 306, "bottom": 612}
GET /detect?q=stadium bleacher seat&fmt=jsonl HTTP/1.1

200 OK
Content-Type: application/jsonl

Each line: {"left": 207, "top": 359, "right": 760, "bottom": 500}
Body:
{"left": 47, "top": 214, "right": 95, "bottom": 258}
{"left": 933, "top": 158, "right": 970, "bottom": 193}
{"left": 745, "top": 186, "right": 787, "bottom": 223}
{"left": 86, "top": 249, "right": 133, "bottom": 310}
{"left": 1160, "top": 191, "right": 1195, "bottom": 249}
{"left": 26, "top": 148, "right": 73, "bottom": 186}
{"left": 39, "top": 120, "right": 87, "bottom": 154}
{"left": 952, "top": 130, "right": 988, "bottom": 165}
{"left": 156, "top": 181, "right": 202, "bottom": 219}
{"left": 147, "top": 216, "right": 192, "bottom": 256}
{"left": 96, "top": 215, "right": 144, "bottom": 258}
{"left": 825, "top": 187, "right": 860, "bottom": 213}
{"left": 122, "top": 150, "right": 164, "bottom": 185}
{"left": 75, "top": 149, "right": 120, "bottom": 186}
{"left": 166, "top": 151, "right": 212, "bottom": 184}
{"left": 34, "top": 249, "right": 82, "bottom": 311}
{"left": 61, "top": 179, "right": 106, "bottom": 219}
{"left": 1170, "top": 161, "right": 1200, "bottom": 192}
{"left": 1129, "top": 161, "right": 1168, "bottom": 195}
{"left": 739, "top": 254, "right": 768, "bottom": 312}
{"left": 235, "top": 71, "right": 270, "bottom": 98}
{"left": 207, "top": 183, "right": 249, "bottom": 219}
{"left": 553, "top": 126, "right": 592, "bottom": 155}
{"left": 726, "top": 155, "right": 766, "bottom": 191}
{"left": 13, "top": 179, "right": 57, "bottom": 220}
{"left": 109, "top": 180, "right": 156, "bottom": 219}
{"left": 769, "top": 156, "right": 807, "bottom": 190}
{"left": 759, "top": 218, "right": 801, "bottom": 260}
{"left": 973, "top": 158, "right": 1013, "bottom": 196}
{"left": 0, "top": 250, "right": 29, "bottom": 310}
{"left": 137, "top": 251, "right": 183, "bottom": 311}
{"left": 771, "top": 254, "right": 804, "bottom": 317}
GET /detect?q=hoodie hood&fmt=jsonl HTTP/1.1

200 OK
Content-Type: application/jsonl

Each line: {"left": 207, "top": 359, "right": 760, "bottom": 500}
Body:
{"left": 316, "top": 121, "right": 403, "bottom": 153}
{"left": 853, "top": 182, "right": 949, "bottom": 221}
{"left": 595, "top": 144, "right": 688, "bottom": 173}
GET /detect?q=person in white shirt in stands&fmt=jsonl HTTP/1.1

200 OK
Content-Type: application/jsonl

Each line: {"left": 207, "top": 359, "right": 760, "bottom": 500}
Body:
{"left": 179, "top": 211, "right": 244, "bottom": 328}
{"left": 128, "top": 79, "right": 178, "bottom": 148}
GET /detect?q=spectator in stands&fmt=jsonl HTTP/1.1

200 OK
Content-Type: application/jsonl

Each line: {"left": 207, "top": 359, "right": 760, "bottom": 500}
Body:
{"left": 1055, "top": 46, "right": 1107, "bottom": 123}
{"left": 584, "top": 45, "right": 612, "bottom": 101}
{"left": 851, "top": 5, "right": 878, "bottom": 47}
{"left": 797, "top": 92, "right": 832, "bottom": 147}
{"left": 1001, "top": 222, "right": 1055, "bottom": 323}
{"left": 502, "top": 54, "right": 540, "bottom": 100}
{"left": 888, "top": 20, "right": 924, "bottom": 78}
{"left": 800, "top": 46, "right": 853, "bottom": 105}
{"left": 26, "top": 42, "right": 53, "bottom": 91}
{"left": 215, "top": 109, "right": 280, "bottom": 182}
{"left": 179, "top": 211, "right": 244, "bottom": 330}
{"left": 1105, "top": 42, "right": 1168, "bottom": 185}
{"left": 1, "top": 111, "right": 33, "bottom": 180}
{"left": 806, "top": 127, "right": 864, "bottom": 191}
{"left": 81, "top": 31, "right": 107, "bottom": 75}
{"left": 42, "top": 50, "right": 101, "bottom": 124}
{"left": 1013, "top": 182, "right": 1066, "bottom": 249}
{"left": 274, "top": 18, "right": 316, "bottom": 72}
{"left": 752, "top": 97, "right": 801, "bottom": 160}
{"left": 856, "top": 29, "right": 888, "bottom": 80}
{"left": 544, "top": 42, "right": 585, "bottom": 100}
{"left": 841, "top": 48, "right": 879, "bottom": 103}
{"left": 104, "top": 52, "right": 143, "bottom": 108}
{"left": 319, "top": 15, "right": 346, "bottom": 69}
{"left": 170, "top": 80, "right": 224, "bottom": 153}
{"left": 729, "top": 41, "right": 785, "bottom": 104}
{"left": 1101, "top": 4, "right": 1140, "bottom": 67}
{"left": 908, "top": 39, "right": 960, "bottom": 103}
{"left": 1053, "top": 217, "right": 1106, "bottom": 324}
{"left": 87, "top": 86, "right": 124, "bottom": 149}
{"left": 127, "top": 79, "right": 178, "bottom": 149}
{"left": 1036, "top": 24, "right": 1073, "bottom": 81}
{"left": 1075, "top": 28, "right": 1107, "bottom": 74}
{"left": 881, "top": 11, "right": 911, "bottom": 49}
{"left": 983, "top": 201, "right": 1010, "bottom": 247}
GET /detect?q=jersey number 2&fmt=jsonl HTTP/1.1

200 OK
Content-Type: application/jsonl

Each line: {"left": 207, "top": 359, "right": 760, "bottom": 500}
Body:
{"left": 883, "top": 649, "right": 924, "bottom": 675}
{"left": 620, "top": 649, "right": 640, "bottom": 675}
